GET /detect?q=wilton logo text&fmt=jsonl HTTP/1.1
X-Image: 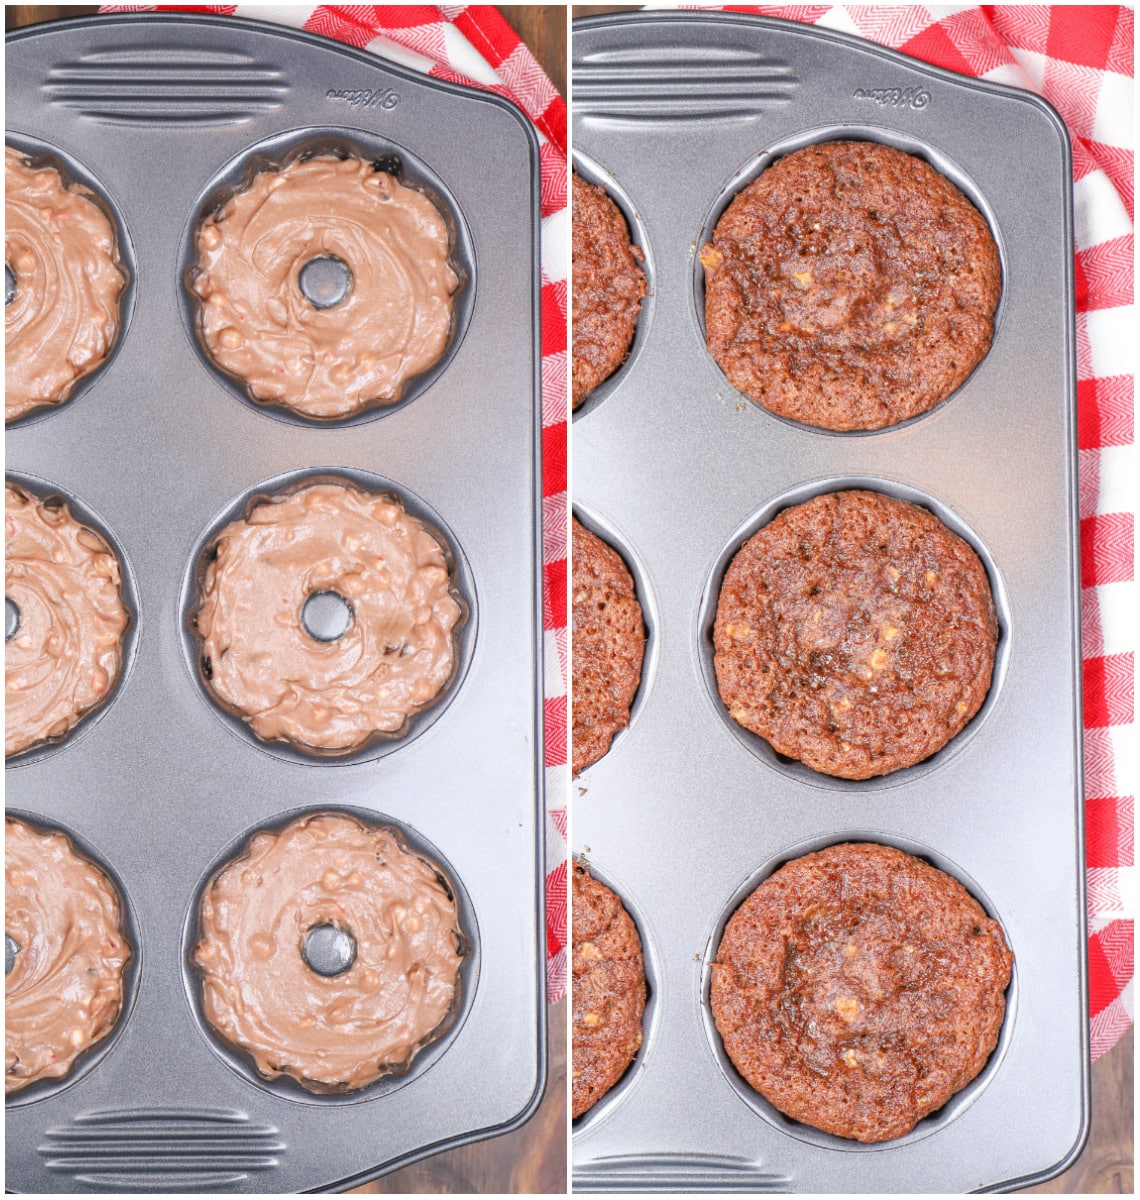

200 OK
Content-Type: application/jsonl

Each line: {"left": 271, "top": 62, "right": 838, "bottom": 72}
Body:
{"left": 325, "top": 86, "right": 400, "bottom": 110}
{"left": 853, "top": 86, "right": 931, "bottom": 110}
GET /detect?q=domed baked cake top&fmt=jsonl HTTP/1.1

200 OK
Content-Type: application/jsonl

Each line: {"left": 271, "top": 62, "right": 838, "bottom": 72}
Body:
{"left": 701, "top": 140, "right": 1000, "bottom": 431}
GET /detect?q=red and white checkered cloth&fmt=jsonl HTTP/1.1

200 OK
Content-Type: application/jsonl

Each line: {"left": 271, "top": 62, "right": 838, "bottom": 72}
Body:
{"left": 100, "top": 3, "right": 569, "bottom": 1004}
{"left": 660, "top": 2, "right": 1133, "bottom": 1060}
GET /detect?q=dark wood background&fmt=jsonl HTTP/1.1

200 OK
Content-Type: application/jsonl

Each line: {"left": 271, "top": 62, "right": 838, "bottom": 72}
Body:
{"left": 5, "top": 4, "right": 568, "bottom": 1195}
{"left": 571, "top": 5, "right": 1133, "bottom": 1195}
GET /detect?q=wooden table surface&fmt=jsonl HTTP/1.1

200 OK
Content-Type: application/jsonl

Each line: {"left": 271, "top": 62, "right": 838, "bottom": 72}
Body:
{"left": 5, "top": 5, "right": 568, "bottom": 1195}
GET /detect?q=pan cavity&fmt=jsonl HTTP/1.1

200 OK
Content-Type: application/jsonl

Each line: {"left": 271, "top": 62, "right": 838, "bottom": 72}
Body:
{"left": 301, "top": 590, "right": 354, "bottom": 643}
{"left": 4, "top": 135, "right": 137, "bottom": 430}
{"left": 179, "top": 128, "right": 476, "bottom": 429}
{"left": 693, "top": 126, "right": 1006, "bottom": 436}
{"left": 4, "top": 473, "right": 141, "bottom": 769}
{"left": 571, "top": 505, "right": 658, "bottom": 779}
{"left": 298, "top": 255, "right": 352, "bottom": 310}
{"left": 570, "top": 151, "right": 655, "bottom": 422}
{"left": 572, "top": 856, "right": 660, "bottom": 1135}
{"left": 181, "top": 804, "right": 482, "bottom": 1107}
{"left": 696, "top": 475, "right": 1011, "bottom": 793}
{"left": 700, "top": 832, "right": 1018, "bottom": 1151}
{"left": 4, "top": 811, "right": 142, "bottom": 1110}
{"left": 303, "top": 923, "right": 357, "bottom": 977}
{"left": 180, "top": 466, "right": 478, "bottom": 766}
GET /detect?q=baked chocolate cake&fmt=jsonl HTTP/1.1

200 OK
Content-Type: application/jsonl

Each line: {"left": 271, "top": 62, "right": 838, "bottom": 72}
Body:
{"left": 701, "top": 140, "right": 1001, "bottom": 431}
{"left": 711, "top": 842, "right": 1013, "bottom": 1142}
{"left": 713, "top": 490, "right": 998, "bottom": 779}
{"left": 572, "top": 517, "right": 646, "bottom": 776}
{"left": 572, "top": 862, "right": 646, "bottom": 1119}
{"left": 572, "top": 174, "right": 646, "bottom": 409}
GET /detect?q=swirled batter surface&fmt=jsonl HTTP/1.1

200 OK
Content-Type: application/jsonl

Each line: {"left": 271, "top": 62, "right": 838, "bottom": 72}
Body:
{"left": 5, "top": 482, "right": 130, "bottom": 758}
{"left": 192, "top": 155, "right": 458, "bottom": 419}
{"left": 194, "top": 812, "right": 465, "bottom": 1092}
{"left": 5, "top": 146, "right": 127, "bottom": 423}
{"left": 6, "top": 817, "right": 131, "bottom": 1094}
{"left": 193, "top": 480, "right": 462, "bottom": 754}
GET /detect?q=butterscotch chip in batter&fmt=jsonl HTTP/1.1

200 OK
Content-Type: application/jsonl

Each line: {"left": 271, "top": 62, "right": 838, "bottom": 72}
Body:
{"left": 5, "top": 146, "right": 127, "bottom": 423}
{"left": 701, "top": 140, "right": 1001, "bottom": 431}
{"left": 572, "top": 862, "right": 646, "bottom": 1119}
{"left": 6, "top": 817, "right": 132, "bottom": 1094}
{"left": 5, "top": 481, "right": 130, "bottom": 758}
{"left": 191, "top": 155, "right": 458, "bottom": 420}
{"left": 192, "top": 480, "right": 463, "bottom": 755}
{"left": 711, "top": 842, "right": 1013, "bottom": 1142}
{"left": 572, "top": 518, "right": 645, "bottom": 776}
{"left": 572, "top": 174, "right": 646, "bottom": 409}
{"left": 714, "top": 490, "right": 997, "bottom": 780}
{"left": 194, "top": 812, "right": 465, "bottom": 1093}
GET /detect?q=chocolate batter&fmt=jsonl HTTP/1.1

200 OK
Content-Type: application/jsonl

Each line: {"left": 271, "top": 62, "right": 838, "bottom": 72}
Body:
{"left": 5, "top": 482, "right": 130, "bottom": 758}
{"left": 714, "top": 490, "right": 998, "bottom": 779}
{"left": 5, "top": 146, "right": 127, "bottom": 423}
{"left": 191, "top": 155, "right": 458, "bottom": 419}
{"left": 194, "top": 812, "right": 465, "bottom": 1093}
{"left": 711, "top": 843, "right": 1013, "bottom": 1142}
{"left": 6, "top": 817, "right": 131, "bottom": 1094}
{"left": 701, "top": 141, "right": 1001, "bottom": 431}
{"left": 193, "top": 480, "right": 462, "bottom": 754}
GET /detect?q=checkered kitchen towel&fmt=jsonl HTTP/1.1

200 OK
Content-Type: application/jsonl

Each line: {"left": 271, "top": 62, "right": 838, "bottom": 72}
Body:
{"left": 100, "top": 3, "right": 570, "bottom": 1004}
{"left": 659, "top": 2, "right": 1133, "bottom": 1060}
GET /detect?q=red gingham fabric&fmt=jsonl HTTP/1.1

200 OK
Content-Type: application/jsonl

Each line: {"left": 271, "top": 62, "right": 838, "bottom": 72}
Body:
{"left": 99, "top": 3, "right": 569, "bottom": 1004}
{"left": 663, "top": 2, "right": 1134, "bottom": 1060}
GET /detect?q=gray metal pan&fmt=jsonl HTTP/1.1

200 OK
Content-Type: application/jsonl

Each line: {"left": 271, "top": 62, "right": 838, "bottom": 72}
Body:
{"left": 572, "top": 11, "right": 1087, "bottom": 1193}
{"left": 6, "top": 12, "right": 545, "bottom": 1193}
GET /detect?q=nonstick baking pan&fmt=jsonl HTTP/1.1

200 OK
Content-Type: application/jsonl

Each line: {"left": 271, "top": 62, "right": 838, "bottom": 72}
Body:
{"left": 571, "top": 11, "right": 1087, "bottom": 1193}
{"left": 6, "top": 12, "right": 545, "bottom": 1193}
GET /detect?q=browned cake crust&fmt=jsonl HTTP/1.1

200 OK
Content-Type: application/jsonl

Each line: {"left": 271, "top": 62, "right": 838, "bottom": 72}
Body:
{"left": 572, "top": 174, "right": 646, "bottom": 410}
{"left": 714, "top": 490, "right": 998, "bottom": 780}
{"left": 701, "top": 141, "right": 1001, "bottom": 431}
{"left": 572, "top": 518, "right": 646, "bottom": 776}
{"left": 572, "top": 862, "right": 646, "bottom": 1120}
{"left": 711, "top": 843, "right": 1013, "bottom": 1143}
